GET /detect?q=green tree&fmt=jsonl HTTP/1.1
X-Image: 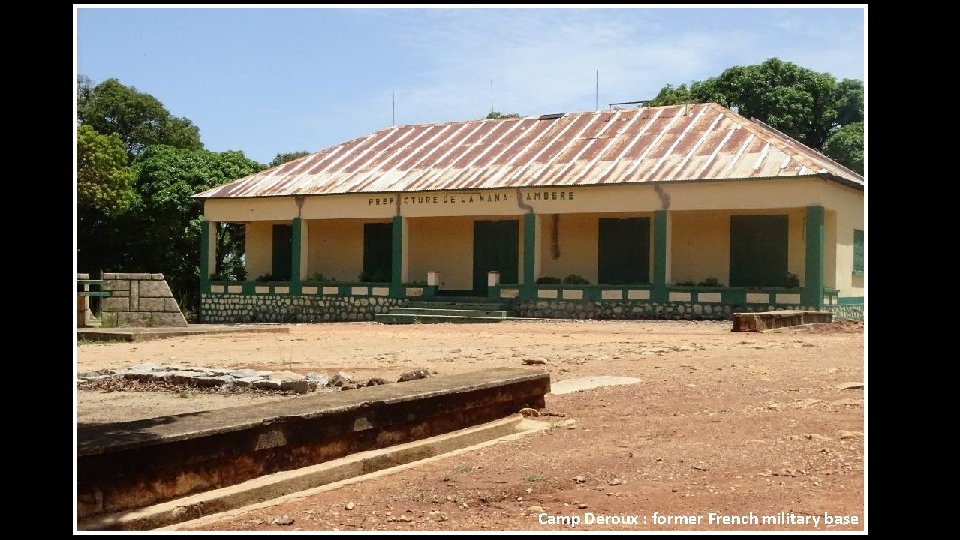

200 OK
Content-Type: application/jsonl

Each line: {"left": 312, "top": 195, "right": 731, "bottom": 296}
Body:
{"left": 77, "top": 78, "right": 203, "bottom": 159}
{"left": 269, "top": 151, "right": 311, "bottom": 167}
{"left": 77, "top": 125, "right": 136, "bottom": 216}
{"left": 78, "top": 146, "right": 264, "bottom": 313}
{"left": 648, "top": 58, "right": 863, "bottom": 172}
{"left": 485, "top": 111, "right": 520, "bottom": 120}
{"left": 822, "top": 122, "right": 863, "bottom": 175}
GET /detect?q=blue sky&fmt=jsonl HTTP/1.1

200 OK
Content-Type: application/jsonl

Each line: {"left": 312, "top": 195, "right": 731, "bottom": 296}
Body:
{"left": 76, "top": 6, "right": 865, "bottom": 165}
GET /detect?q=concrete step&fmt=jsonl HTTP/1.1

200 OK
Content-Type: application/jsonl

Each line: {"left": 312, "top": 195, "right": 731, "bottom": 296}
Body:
{"left": 77, "top": 368, "right": 550, "bottom": 523}
{"left": 375, "top": 313, "right": 506, "bottom": 324}
{"left": 390, "top": 307, "right": 509, "bottom": 318}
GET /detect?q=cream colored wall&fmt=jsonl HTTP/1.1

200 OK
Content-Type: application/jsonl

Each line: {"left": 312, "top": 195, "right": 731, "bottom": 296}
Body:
{"left": 205, "top": 178, "right": 861, "bottom": 223}
{"left": 671, "top": 212, "right": 728, "bottom": 284}
{"left": 670, "top": 208, "right": 804, "bottom": 286}
{"left": 826, "top": 185, "right": 865, "bottom": 298}
{"left": 408, "top": 216, "right": 476, "bottom": 290}
{"left": 244, "top": 222, "right": 277, "bottom": 279}
{"left": 306, "top": 219, "right": 388, "bottom": 282}
{"left": 210, "top": 176, "right": 863, "bottom": 297}
{"left": 538, "top": 214, "right": 600, "bottom": 282}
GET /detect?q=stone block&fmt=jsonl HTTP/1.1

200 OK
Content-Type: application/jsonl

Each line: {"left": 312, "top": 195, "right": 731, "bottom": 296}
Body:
{"left": 627, "top": 290, "right": 649, "bottom": 300}
{"left": 210, "top": 285, "right": 225, "bottom": 293}
{"left": 227, "top": 285, "right": 242, "bottom": 294}
{"left": 274, "top": 286, "right": 289, "bottom": 294}
{"left": 351, "top": 286, "right": 369, "bottom": 296}
{"left": 139, "top": 297, "right": 165, "bottom": 311}
{"left": 103, "top": 280, "right": 129, "bottom": 292}
{"left": 163, "top": 298, "right": 181, "bottom": 312}
{"left": 130, "top": 280, "right": 140, "bottom": 308}
{"left": 302, "top": 286, "right": 317, "bottom": 295}
{"left": 139, "top": 280, "right": 171, "bottom": 297}
{"left": 372, "top": 287, "right": 389, "bottom": 297}
{"left": 322, "top": 286, "right": 339, "bottom": 295}
{"left": 101, "top": 297, "right": 129, "bottom": 312}
{"left": 698, "top": 292, "right": 721, "bottom": 303}
{"left": 669, "top": 291, "right": 691, "bottom": 302}
{"left": 601, "top": 290, "right": 622, "bottom": 300}
{"left": 537, "top": 289, "right": 558, "bottom": 299}
{"left": 562, "top": 289, "right": 583, "bottom": 300}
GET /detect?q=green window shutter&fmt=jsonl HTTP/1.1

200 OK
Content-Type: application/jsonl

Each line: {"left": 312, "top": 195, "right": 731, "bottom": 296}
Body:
{"left": 271, "top": 224, "right": 293, "bottom": 280}
{"left": 729, "top": 215, "right": 788, "bottom": 288}
{"left": 853, "top": 229, "right": 864, "bottom": 275}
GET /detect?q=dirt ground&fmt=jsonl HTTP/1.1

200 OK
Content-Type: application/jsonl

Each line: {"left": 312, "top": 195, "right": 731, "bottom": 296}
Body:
{"left": 75, "top": 319, "right": 865, "bottom": 531}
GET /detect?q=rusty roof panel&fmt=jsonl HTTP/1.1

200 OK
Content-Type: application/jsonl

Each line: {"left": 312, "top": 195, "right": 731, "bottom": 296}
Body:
{"left": 195, "top": 103, "right": 863, "bottom": 199}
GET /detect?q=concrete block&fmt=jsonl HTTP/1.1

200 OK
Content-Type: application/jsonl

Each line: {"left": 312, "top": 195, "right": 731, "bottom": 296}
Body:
{"left": 138, "top": 298, "right": 164, "bottom": 311}
{"left": 139, "top": 280, "right": 170, "bottom": 297}
{"left": 100, "top": 297, "right": 129, "bottom": 312}
{"left": 601, "top": 290, "right": 622, "bottom": 300}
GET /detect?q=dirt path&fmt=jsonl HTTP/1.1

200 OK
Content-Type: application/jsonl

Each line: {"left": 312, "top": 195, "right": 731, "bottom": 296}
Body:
{"left": 76, "top": 320, "right": 865, "bottom": 531}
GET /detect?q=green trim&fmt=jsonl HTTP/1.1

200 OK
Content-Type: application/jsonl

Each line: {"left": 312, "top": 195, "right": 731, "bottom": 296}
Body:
{"left": 200, "top": 220, "right": 211, "bottom": 294}
{"left": 801, "top": 206, "right": 824, "bottom": 308}
{"left": 853, "top": 228, "right": 864, "bottom": 275}
{"left": 652, "top": 210, "right": 667, "bottom": 303}
{"left": 522, "top": 212, "right": 536, "bottom": 300}
{"left": 391, "top": 215, "right": 404, "bottom": 297}
{"left": 838, "top": 296, "right": 864, "bottom": 306}
{"left": 291, "top": 217, "right": 303, "bottom": 295}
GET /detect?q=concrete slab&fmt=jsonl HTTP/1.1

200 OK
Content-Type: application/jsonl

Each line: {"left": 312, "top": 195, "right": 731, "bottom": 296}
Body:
{"left": 77, "top": 324, "right": 289, "bottom": 342}
{"left": 77, "top": 368, "right": 550, "bottom": 520}
{"left": 82, "top": 415, "right": 549, "bottom": 531}
{"left": 550, "top": 376, "right": 643, "bottom": 395}
{"left": 731, "top": 310, "right": 832, "bottom": 332}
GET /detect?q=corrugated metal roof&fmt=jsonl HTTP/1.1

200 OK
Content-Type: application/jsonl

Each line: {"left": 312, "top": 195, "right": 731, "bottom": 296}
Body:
{"left": 195, "top": 103, "right": 863, "bottom": 199}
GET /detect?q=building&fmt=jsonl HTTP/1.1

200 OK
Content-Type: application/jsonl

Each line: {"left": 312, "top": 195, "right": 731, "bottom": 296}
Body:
{"left": 194, "top": 103, "right": 864, "bottom": 322}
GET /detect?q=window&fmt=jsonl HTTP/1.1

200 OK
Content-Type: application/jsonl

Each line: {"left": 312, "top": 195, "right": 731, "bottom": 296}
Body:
{"left": 598, "top": 217, "right": 650, "bottom": 284}
{"left": 729, "top": 215, "right": 788, "bottom": 288}
{"left": 853, "top": 229, "right": 864, "bottom": 275}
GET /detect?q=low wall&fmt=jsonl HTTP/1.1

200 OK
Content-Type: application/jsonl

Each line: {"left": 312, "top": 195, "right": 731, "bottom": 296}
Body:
{"left": 828, "top": 304, "right": 864, "bottom": 321}
{"left": 100, "top": 273, "right": 188, "bottom": 327}
{"left": 77, "top": 368, "right": 550, "bottom": 521}
{"left": 201, "top": 293, "right": 408, "bottom": 323}
{"left": 509, "top": 299, "right": 819, "bottom": 320}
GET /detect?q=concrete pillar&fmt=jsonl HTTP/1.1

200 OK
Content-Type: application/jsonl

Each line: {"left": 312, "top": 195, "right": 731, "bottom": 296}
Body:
{"left": 652, "top": 210, "right": 669, "bottom": 303}
{"left": 199, "top": 220, "right": 216, "bottom": 293}
{"left": 522, "top": 212, "right": 537, "bottom": 300}
{"left": 391, "top": 215, "right": 405, "bottom": 297}
{"left": 291, "top": 218, "right": 303, "bottom": 294}
{"left": 802, "top": 205, "right": 824, "bottom": 308}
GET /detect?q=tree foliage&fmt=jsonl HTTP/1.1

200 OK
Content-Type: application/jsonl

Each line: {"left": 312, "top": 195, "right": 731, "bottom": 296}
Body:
{"left": 822, "top": 122, "right": 863, "bottom": 175}
{"left": 648, "top": 58, "right": 863, "bottom": 172}
{"left": 269, "top": 151, "right": 311, "bottom": 167}
{"left": 78, "top": 146, "right": 264, "bottom": 312}
{"left": 77, "top": 78, "right": 203, "bottom": 159}
{"left": 77, "top": 125, "right": 136, "bottom": 216}
{"left": 485, "top": 111, "right": 520, "bottom": 120}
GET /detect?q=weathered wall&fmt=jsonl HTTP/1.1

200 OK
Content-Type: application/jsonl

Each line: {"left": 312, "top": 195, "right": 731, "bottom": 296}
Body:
{"left": 306, "top": 219, "right": 372, "bottom": 282}
{"left": 201, "top": 293, "right": 407, "bottom": 323}
{"left": 509, "top": 299, "right": 820, "bottom": 321}
{"left": 100, "top": 273, "right": 188, "bottom": 327}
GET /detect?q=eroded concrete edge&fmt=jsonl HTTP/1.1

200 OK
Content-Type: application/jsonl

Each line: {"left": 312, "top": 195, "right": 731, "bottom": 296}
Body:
{"left": 82, "top": 415, "right": 549, "bottom": 531}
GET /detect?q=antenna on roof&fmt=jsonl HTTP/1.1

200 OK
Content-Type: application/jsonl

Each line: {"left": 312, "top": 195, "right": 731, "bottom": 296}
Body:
{"left": 595, "top": 70, "right": 599, "bottom": 112}
{"left": 392, "top": 91, "right": 396, "bottom": 126}
{"left": 490, "top": 79, "right": 494, "bottom": 115}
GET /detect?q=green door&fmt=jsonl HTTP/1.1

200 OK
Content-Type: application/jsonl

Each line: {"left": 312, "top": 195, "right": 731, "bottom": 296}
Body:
{"left": 473, "top": 220, "right": 519, "bottom": 296}
{"left": 729, "top": 215, "right": 788, "bottom": 288}
{"left": 271, "top": 224, "right": 292, "bottom": 280}
{"left": 598, "top": 217, "right": 650, "bottom": 284}
{"left": 362, "top": 222, "right": 393, "bottom": 282}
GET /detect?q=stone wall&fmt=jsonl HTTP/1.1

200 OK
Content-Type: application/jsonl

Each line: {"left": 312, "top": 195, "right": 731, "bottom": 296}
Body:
{"left": 100, "top": 273, "right": 188, "bottom": 327}
{"left": 201, "top": 293, "right": 408, "bottom": 323}
{"left": 828, "top": 304, "right": 864, "bottom": 321}
{"left": 509, "top": 300, "right": 819, "bottom": 320}
{"left": 77, "top": 273, "right": 95, "bottom": 327}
